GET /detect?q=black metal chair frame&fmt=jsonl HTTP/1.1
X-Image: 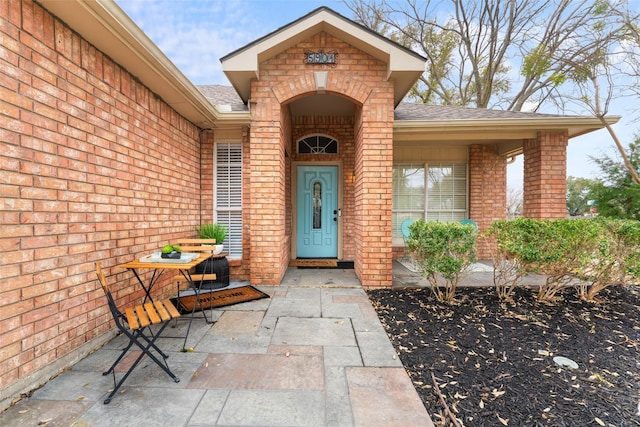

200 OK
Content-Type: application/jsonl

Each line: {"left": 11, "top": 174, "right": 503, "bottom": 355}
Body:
{"left": 96, "top": 262, "right": 181, "bottom": 404}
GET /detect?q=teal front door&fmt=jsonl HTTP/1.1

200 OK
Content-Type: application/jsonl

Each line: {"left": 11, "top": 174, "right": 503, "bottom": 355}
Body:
{"left": 296, "top": 166, "right": 338, "bottom": 258}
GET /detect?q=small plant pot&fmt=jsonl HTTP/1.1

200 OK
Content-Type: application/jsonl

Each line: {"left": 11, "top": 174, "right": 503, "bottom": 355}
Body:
{"left": 213, "top": 244, "right": 224, "bottom": 255}
{"left": 161, "top": 252, "right": 181, "bottom": 259}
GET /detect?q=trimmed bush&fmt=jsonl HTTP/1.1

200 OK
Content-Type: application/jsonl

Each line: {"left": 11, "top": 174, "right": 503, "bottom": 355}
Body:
{"left": 485, "top": 218, "right": 544, "bottom": 301}
{"left": 574, "top": 218, "right": 640, "bottom": 301}
{"left": 407, "top": 220, "right": 477, "bottom": 303}
{"left": 486, "top": 217, "right": 640, "bottom": 303}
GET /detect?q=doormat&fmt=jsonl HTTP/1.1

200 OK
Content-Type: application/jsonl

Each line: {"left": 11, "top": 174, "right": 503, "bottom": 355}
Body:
{"left": 290, "top": 259, "right": 337, "bottom": 268}
{"left": 290, "top": 259, "right": 354, "bottom": 269}
{"left": 173, "top": 286, "right": 269, "bottom": 313}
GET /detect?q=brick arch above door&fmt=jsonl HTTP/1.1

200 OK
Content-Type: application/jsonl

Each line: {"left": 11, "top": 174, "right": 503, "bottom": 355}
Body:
{"left": 270, "top": 72, "right": 371, "bottom": 107}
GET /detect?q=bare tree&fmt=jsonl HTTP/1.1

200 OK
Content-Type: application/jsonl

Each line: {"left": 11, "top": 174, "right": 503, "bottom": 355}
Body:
{"left": 559, "top": 1, "right": 640, "bottom": 183}
{"left": 343, "top": 0, "right": 634, "bottom": 111}
{"left": 506, "top": 187, "right": 522, "bottom": 219}
{"left": 612, "top": 1, "right": 640, "bottom": 102}
{"left": 344, "top": 0, "right": 640, "bottom": 181}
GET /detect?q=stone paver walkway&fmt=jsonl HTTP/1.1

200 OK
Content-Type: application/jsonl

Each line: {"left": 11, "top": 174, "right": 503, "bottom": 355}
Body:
{"left": 0, "top": 266, "right": 433, "bottom": 426}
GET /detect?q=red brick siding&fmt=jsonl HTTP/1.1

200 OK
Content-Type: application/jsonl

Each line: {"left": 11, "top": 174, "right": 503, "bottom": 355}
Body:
{"left": 1, "top": 0, "right": 202, "bottom": 402}
{"left": 248, "top": 31, "right": 394, "bottom": 286}
{"left": 523, "top": 132, "right": 568, "bottom": 218}
{"left": 200, "top": 130, "right": 214, "bottom": 223}
{"left": 469, "top": 144, "right": 507, "bottom": 258}
{"left": 354, "top": 101, "right": 394, "bottom": 287}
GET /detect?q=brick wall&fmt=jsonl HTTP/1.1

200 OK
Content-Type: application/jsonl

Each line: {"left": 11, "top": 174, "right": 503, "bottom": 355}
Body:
{"left": 469, "top": 144, "right": 507, "bottom": 258}
{"left": 0, "top": 0, "right": 203, "bottom": 407}
{"left": 249, "top": 31, "right": 394, "bottom": 286}
{"left": 523, "top": 132, "right": 568, "bottom": 218}
{"left": 200, "top": 130, "right": 215, "bottom": 223}
{"left": 354, "top": 97, "right": 395, "bottom": 287}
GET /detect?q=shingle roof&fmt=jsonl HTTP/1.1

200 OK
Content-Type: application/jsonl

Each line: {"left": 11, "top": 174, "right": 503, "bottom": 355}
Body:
{"left": 198, "top": 84, "right": 577, "bottom": 120}
{"left": 393, "top": 103, "right": 565, "bottom": 121}
{"left": 198, "top": 85, "right": 248, "bottom": 112}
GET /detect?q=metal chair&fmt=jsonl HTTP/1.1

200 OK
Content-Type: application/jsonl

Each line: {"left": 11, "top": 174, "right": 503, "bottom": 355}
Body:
{"left": 171, "top": 239, "right": 222, "bottom": 349}
{"left": 400, "top": 219, "right": 415, "bottom": 264}
{"left": 95, "top": 262, "right": 181, "bottom": 404}
{"left": 174, "top": 238, "right": 226, "bottom": 291}
{"left": 459, "top": 218, "right": 479, "bottom": 233}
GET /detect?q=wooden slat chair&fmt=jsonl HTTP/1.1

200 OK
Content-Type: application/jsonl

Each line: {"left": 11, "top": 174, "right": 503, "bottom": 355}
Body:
{"left": 172, "top": 239, "right": 220, "bottom": 347}
{"left": 173, "top": 238, "right": 218, "bottom": 295}
{"left": 96, "top": 262, "right": 181, "bottom": 404}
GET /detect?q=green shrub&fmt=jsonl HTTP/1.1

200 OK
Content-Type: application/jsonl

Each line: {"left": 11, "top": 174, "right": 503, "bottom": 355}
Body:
{"left": 407, "top": 220, "right": 477, "bottom": 303}
{"left": 538, "top": 218, "right": 602, "bottom": 302}
{"left": 485, "top": 218, "right": 537, "bottom": 301}
{"left": 574, "top": 218, "right": 640, "bottom": 301}
{"left": 487, "top": 217, "right": 640, "bottom": 303}
{"left": 196, "top": 222, "right": 227, "bottom": 243}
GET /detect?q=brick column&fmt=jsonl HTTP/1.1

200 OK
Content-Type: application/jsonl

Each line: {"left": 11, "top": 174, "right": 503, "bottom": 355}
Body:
{"left": 354, "top": 100, "right": 394, "bottom": 288}
{"left": 523, "top": 132, "right": 568, "bottom": 219}
{"left": 468, "top": 144, "right": 507, "bottom": 259}
{"left": 248, "top": 100, "right": 288, "bottom": 285}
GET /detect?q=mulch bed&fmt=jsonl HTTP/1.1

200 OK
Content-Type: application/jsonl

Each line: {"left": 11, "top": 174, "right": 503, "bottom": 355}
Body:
{"left": 367, "top": 285, "right": 640, "bottom": 427}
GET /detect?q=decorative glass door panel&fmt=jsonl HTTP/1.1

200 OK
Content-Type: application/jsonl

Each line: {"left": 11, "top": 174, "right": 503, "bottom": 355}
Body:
{"left": 296, "top": 166, "right": 338, "bottom": 258}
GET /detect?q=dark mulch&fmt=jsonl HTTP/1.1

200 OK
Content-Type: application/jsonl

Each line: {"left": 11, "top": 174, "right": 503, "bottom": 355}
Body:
{"left": 367, "top": 285, "right": 640, "bottom": 427}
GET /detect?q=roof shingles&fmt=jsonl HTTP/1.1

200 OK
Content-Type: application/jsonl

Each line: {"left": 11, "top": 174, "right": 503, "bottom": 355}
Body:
{"left": 198, "top": 84, "right": 576, "bottom": 120}
{"left": 198, "top": 85, "right": 248, "bottom": 111}
{"left": 393, "top": 103, "right": 566, "bottom": 121}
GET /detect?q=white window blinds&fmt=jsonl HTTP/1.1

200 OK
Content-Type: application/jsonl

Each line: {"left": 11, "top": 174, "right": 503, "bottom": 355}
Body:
{"left": 215, "top": 143, "right": 242, "bottom": 258}
{"left": 392, "top": 163, "right": 468, "bottom": 240}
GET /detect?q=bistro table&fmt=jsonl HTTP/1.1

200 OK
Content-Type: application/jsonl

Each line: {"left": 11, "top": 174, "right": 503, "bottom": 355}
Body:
{"left": 118, "top": 252, "right": 212, "bottom": 303}
{"left": 118, "top": 252, "right": 213, "bottom": 350}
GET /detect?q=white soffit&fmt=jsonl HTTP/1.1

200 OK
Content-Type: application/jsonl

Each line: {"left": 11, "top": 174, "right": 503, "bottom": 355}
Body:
{"left": 221, "top": 7, "right": 426, "bottom": 106}
{"left": 39, "top": 0, "right": 220, "bottom": 128}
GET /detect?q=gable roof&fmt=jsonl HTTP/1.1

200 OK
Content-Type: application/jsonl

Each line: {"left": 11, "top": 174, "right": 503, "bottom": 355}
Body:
{"left": 220, "top": 6, "right": 426, "bottom": 107}
{"left": 198, "top": 85, "right": 249, "bottom": 112}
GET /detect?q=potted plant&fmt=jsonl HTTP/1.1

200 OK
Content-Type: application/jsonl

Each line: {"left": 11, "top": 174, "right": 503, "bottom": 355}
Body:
{"left": 196, "top": 223, "right": 227, "bottom": 254}
{"left": 161, "top": 244, "right": 182, "bottom": 259}
{"left": 194, "top": 223, "right": 230, "bottom": 289}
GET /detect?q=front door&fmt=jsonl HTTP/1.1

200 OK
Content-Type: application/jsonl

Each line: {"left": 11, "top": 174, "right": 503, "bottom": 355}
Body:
{"left": 296, "top": 166, "right": 338, "bottom": 258}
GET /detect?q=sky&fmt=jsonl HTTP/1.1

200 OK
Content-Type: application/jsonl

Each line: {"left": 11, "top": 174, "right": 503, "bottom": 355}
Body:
{"left": 114, "top": 0, "right": 639, "bottom": 191}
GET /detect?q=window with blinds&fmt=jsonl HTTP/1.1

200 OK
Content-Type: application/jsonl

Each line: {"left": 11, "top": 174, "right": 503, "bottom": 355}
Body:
{"left": 426, "top": 164, "right": 467, "bottom": 222}
{"left": 215, "top": 143, "right": 243, "bottom": 258}
{"left": 392, "top": 164, "right": 425, "bottom": 239}
{"left": 392, "top": 163, "right": 468, "bottom": 240}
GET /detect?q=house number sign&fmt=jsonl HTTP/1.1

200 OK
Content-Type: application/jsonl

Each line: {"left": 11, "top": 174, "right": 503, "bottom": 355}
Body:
{"left": 305, "top": 50, "right": 338, "bottom": 66}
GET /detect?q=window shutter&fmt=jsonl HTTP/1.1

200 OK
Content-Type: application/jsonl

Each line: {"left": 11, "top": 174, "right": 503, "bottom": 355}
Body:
{"left": 215, "top": 143, "right": 242, "bottom": 258}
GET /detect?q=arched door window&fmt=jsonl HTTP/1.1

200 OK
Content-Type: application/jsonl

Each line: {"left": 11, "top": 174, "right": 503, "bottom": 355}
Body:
{"left": 297, "top": 134, "right": 338, "bottom": 154}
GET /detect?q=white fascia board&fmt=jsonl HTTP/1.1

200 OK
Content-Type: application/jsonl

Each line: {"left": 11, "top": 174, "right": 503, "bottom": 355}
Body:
{"left": 393, "top": 116, "right": 621, "bottom": 139}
